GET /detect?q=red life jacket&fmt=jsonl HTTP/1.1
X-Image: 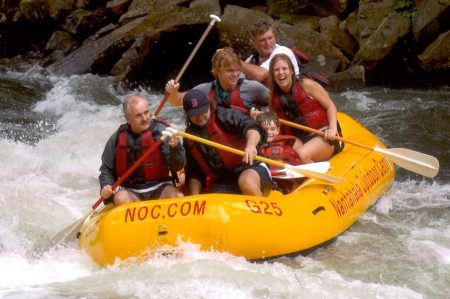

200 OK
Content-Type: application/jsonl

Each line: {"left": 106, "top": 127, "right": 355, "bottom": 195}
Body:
{"left": 260, "top": 135, "right": 303, "bottom": 166}
{"left": 272, "top": 81, "right": 329, "bottom": 136}
{"left": 187, "top": 113, "right": 246, "bottom": 180}
{"left": 208, "top": 79, "right": 248, "bottom": 112}
{"left": 115, "top": 126, "right": 170, "bottom": 185}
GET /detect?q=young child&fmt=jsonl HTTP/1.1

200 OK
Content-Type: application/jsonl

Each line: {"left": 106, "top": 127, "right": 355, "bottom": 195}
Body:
{"left": 257, "top": 112, "right": 306, "bottom": 193}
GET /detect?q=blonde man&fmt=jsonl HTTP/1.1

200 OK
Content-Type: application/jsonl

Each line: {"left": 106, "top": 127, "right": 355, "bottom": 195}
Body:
{"left": 165, "top": 47, "right": 269, "bottom": 114}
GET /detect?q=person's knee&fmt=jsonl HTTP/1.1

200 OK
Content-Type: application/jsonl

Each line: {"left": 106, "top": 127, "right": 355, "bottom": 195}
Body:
{"left": 238, "top": 170, "right": 262, "bottom": 195}
{"left": 298, "top": 148, "right": 313, "bottom": 163}
{"left": 161, "top": 185, "right": 184, "bottom": 198}
{"left": 113, "top": 190, "right": 134, "bottom": 206}
{"left": 238, "top": 171, "right": 257, "bottom": 187}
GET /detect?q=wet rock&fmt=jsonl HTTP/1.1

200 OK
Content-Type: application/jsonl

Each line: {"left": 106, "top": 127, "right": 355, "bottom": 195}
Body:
{"left": 106, "top": 0, "right": 132, "bottom": 17}
{"left": 45, "top": 30, "right": 79, "bottom": 55}
{"left": 1, "top": 0, "right": 446, "bottom": 89}
{"left": 418, "top": 30, "right": 450, "bottom": 70}
{"left": 355, "top": 0, "right": 397, "bottom": 46}
{"left": 267, "top": 0, "right": 346, "bottom": 17}
{"left": 218, "top": 5, "right": 348, "bottom": 74}
{"left": 413, "top": 0, "right": 450, "bottom": 42}
{"left": 352, "top": 13, "right": 411, "bottom": 70}
{"left": 19, "top": 0, "right": 73, "bottom": 21}
{"left": 62, "top": 9, "right": 108, "bottom": 38}
{"left": 319, "top": 15, "right": 358, "bottom": 57}
{"left": 110, "top": 37, "right": 141, "bottom": 84}
{"left": 328, "top": 65, "right": 365, "bottom": 91}
{"left": 47, "top": 16, "right": 148, "bottom": 75}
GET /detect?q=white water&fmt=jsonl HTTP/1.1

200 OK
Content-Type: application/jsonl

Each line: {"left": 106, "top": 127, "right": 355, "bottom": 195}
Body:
{"left": 0, "top": 73, "right": 448, "bottom": 298}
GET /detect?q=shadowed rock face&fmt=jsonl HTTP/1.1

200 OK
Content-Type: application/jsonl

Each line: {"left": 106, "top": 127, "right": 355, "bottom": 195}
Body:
{"left": 0, "top": 0, "right": 449, "bottom": 91}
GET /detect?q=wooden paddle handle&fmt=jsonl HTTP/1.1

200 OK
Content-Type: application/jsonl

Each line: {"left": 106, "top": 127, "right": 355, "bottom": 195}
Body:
{"left": 153, "top": 14, "right": 221, "bottom": 117}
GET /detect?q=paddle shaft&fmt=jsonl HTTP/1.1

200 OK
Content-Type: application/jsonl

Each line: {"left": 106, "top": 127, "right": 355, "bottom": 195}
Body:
{"left": 92, "top": 139, "right": 164, "bottom": 209}
{"left": 279, "top": 119, "right": 372, "bottom": 150}
{"left": 172, "top": 129, "right": 344, "bottom": 184}
{"left": 153, "top": 15, "right": 221, "bottom": 117}
{"left": 279, "top": 118, "right": 439, "bottom": 178}
{"left": 40, "top": 137, "right": 167, "bottom": 251}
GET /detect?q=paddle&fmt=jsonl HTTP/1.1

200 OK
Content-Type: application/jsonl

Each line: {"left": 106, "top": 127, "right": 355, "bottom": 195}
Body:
{"left": 271, "top": 161, "right": 330, "bottom": 180}
{"left": 279, "top": 118, "right": 440, "bottom": 178}
{"left": 164, "top": 128, "right": 345, "bottom": 184}
{"left": 153, "top": 14, "right": 222, "bottom": 117}
{"left": 40, "top": 136, "right": 167, "bottom": 251}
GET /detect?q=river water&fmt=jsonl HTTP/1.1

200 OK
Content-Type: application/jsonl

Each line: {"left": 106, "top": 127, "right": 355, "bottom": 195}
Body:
{"left": 0, "top": 64, "right": 449, "bottom": 298}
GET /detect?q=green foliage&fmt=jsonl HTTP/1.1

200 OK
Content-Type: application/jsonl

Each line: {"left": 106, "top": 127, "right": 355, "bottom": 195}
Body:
{"left": 438, "top": 0, "right": 449, "bottom": 5}
{"left": 394, "top": 0, "right": 415, "bottom": 17}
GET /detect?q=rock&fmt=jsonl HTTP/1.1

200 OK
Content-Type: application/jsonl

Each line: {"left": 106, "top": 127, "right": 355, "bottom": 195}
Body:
{"left": 319, "top": 15, "right": 358, "bottom": 57}
{"left": 328, "top": 65, "right": 365, "bottom": 92}
{"left": 118, "top": 7, "right": 149, "bottom": 25}
{"left": 82, "top": 23, "right": 117, "bottom": 45}
{"left": 106, "top": 0, "right": 131, "bottom": 17}
{"left": 47, "top": 16, "right": 148, "bottom": 75}
{"left": 418, "top": 30, "right": 450, "bottom": 70}
{"left": 217, "top": 5, "right": 268, "bottom": 58}
{"left": 135, "top": 0, "right": 221, "bottom": 89}
{"left": 355, "top": 0, "right": 397, "bottom": 46}
{"left": 289, "top": 15, "right": 322, "bottom": 31}
{"left": 267, "top": 0, "right": 346, "bottom": 17}
{"left": 110, "top": 37, "right": 141, "bottom": 86}
{"left": 62, "top": 9, "right": 108, "bottom": 38}
{"left": 74, "top": 0, "right": 93, "bottom": 9}
{"left": 341, "top": 11, "right": 358, "bottom": 42}
{"left": 218, "top": 4, "right": 349, "bottom": 74}
{"left": 45, "top": 30, "right": 78, "bottom": 54}
{"left": 19, "top": 0, "right": 73, "bottom": 21}
{"left": 3, "top": 0, "right": 446, "bottom": 89}
{"left": 352, "top": 13, "right": 411, "bottom": 70}
{"left": 282, "top": 23, "right": 350, "bottom": 72}
{"left": 413, "top": 0, "right": 450, "bottom": 42}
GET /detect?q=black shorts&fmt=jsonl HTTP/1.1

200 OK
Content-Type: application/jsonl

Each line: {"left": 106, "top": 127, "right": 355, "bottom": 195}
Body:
{"left": 301, "top": 121, "right": 344, "bottom": 155}
{"left": 103, "top": 183, "right": 174, "bottom": 205}
{"left": 131, "top": 183, "right": 174, "bottom": 200}
{"left": 214, "top": 164, "right": 273, "bottom": 196}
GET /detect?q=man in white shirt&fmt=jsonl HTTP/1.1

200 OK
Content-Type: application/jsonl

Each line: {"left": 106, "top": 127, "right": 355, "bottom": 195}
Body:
{"left": 241, "top": 20, "right": 300, "bottom": 86}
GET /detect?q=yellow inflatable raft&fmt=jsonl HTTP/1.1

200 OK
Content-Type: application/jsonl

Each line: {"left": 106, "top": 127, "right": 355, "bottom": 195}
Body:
{"left": 79, "top": 113, "right": 395, "bottom": 266}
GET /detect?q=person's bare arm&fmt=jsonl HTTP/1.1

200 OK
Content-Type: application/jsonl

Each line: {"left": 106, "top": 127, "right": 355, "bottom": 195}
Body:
{"left": 243, "top": 129, "right": 261, "bottom": 164}
{"left": 240, "top": 60, "right": 269, "bottom": 82}
{"left": 165, "top": 79, "right": 186, "bottom": 107}
{"left": 302, "top": 78, "right": 338, "bottom": 140}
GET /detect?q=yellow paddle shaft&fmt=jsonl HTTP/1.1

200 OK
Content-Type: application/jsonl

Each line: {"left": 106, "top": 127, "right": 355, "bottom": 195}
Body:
{"left": 174, "top": 130, "right": 345, "bottom": 184}
{"left": 279, "top": 119, "right": 372, "bottom": 150}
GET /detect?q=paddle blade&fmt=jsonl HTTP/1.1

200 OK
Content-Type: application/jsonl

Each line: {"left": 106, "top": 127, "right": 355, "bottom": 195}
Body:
{"left": 273, "top": 162, "right": 330, "bottom": 179}
{"left": 375, "top": 147, "right": 439, "bottom": 178}
{"left": 37, "top": 210, "right": 93, "bottom": 252}
{"left": 285, "top": 163, "right": 345, "bottom": 184}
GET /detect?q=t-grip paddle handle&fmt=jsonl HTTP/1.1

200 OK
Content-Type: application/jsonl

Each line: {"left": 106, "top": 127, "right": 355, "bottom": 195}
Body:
{"left": 153, "top": 14, "right": 221, "bottom": 117}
